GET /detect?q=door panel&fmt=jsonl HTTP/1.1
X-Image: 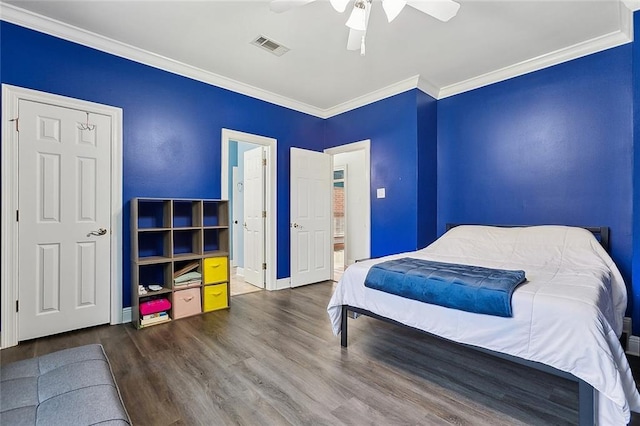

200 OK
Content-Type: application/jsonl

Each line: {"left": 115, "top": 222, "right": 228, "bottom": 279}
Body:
{"left": 18, "top": 100, "right": 111, "bottom": 341}
{"left": 243, "top": 147, "right": 265, "bottom": 288}
{"left": 290, "top": 147, "right": 331, "bottom": 287}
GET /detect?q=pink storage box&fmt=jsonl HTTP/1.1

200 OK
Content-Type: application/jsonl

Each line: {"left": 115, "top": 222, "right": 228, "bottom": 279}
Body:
{"left": 172, "top": 288, "right": 202, "bottom": 319}
{"left": 139, "top": 298, "right": 171, "bottom": 316}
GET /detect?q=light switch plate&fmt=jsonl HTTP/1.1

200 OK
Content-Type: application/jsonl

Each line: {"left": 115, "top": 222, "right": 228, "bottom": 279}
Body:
{"left": 377, "top": 188, "right": 386, "bottom": 199}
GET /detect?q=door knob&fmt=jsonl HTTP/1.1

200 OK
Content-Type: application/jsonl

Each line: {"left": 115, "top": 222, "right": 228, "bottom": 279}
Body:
{"left": 87, "top": 228, "right": 107, "bottom": 237}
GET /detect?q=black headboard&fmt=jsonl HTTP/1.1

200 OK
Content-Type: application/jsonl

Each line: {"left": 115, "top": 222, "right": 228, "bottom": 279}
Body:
{"left": 445, "top": 224, "right": 610, "bottom": 253}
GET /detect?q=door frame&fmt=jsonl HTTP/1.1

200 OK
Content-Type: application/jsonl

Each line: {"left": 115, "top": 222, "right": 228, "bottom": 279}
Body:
{"left": 221, "top": 129, "right": 277, "bottom": 291}
{"left": 333, "top": 164, "right": 347, "bottom": 274}
{"left": 324, "top": 139, "right": 371, "bottom": 265}
{"left": 1, "top": 84, "right": 123, "bottom": 348}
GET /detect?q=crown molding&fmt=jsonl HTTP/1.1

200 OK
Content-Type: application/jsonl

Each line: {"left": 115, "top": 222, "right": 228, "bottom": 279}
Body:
{"left": 0, "top": 2, "right": 327, "bottom": 118}
{"left": 438, "top": 4, "right": 633, "bottom": 99}
{"left": 322, "top": 75, "right": 421, "bottom": 117}
{"left": 417, "top": 77, "right": 440, "bottom": 100}
{"left": 1, "top": 1, "right": 634, "bottom": 117}
{"left": 621, "top": 0, "right": 640, "bottom": 12}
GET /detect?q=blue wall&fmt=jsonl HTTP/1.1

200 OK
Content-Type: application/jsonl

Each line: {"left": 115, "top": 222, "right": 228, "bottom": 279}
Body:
{"left": 633, "top": 12, "right": 640, "bottom": 335}
{"left": 416, "top": 90, "right": 438, "bottom": 248}
{"left": 0, "top": 22, "right": 325, "bottom": 307}
{"left": 3, "top": 19, "right": 639, "bottom": 334}
{"left": 438, "top": 45, "right": 634, "bottom": 316}
{"left": 325, "top": 90, "right": 438, "bottom": 258}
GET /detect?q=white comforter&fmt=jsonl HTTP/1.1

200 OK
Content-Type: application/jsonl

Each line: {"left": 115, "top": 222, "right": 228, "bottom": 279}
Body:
{"left": 327, "top": 225, "right": 640, "bottom": 425}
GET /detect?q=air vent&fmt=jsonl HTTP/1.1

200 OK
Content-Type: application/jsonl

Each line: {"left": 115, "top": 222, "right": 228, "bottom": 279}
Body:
{"left": 251, "top": 35, "right": 290, "bottom": 57}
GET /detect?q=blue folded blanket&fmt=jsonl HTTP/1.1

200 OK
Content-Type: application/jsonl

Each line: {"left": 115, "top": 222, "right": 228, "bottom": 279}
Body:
{"left": 364, "top": 258, "right": 526, "bottom": 317}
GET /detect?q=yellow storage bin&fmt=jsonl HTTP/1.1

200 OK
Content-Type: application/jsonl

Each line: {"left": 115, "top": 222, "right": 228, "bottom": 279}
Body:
{"left": 203, "top": 284, "right": 228, "bottom": 312}
{"left": 203, "top": 256, "right": 228, "bottom": 284}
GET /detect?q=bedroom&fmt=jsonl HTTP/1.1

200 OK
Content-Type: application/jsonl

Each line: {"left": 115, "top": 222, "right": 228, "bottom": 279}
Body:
{"left": 1, "top": 0, "right": 640, "bottom": 424}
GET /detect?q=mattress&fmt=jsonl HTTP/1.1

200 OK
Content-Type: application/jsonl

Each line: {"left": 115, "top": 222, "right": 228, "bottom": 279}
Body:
{"left": 327, "top": 225, "right": 640, "bottom": 424}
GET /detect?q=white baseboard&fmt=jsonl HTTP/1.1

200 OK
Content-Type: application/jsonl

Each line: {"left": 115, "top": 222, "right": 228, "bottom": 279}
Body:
{"left": 236, "top": 267, "right": 244, "bottom": 277}
{"left": 275, "top": 277, "right": 291, "bottom": 290}
{"left": 627, "top": 335, "right": 640, "bottom": 357}
{"left": 122, "top": 307, "right": 131, "bottom": 324}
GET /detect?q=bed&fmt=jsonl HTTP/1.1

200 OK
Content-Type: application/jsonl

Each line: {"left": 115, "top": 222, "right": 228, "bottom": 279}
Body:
{"left": 327, "top": 225, "right": 640, "bottom": 425}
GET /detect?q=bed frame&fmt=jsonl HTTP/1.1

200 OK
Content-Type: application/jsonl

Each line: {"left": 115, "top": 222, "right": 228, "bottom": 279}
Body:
{"left": 339, "top": 225, "right": 610, "bottom": 426}
{"left": 444, "top": 224, "right": 609, "bottom": 252}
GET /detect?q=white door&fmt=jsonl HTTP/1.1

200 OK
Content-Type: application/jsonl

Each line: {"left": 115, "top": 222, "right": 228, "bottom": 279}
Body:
{"left": 232, "top": 166, "right": 240, "bottom": 268}
{"left": 243, "top": 147, "right": 265, "bottom": 288}
{"left": 18, "top": 99, "right": 111, "bottom": 341}
{"left": 290, "top": 147, "right": 332, "bottom": 287}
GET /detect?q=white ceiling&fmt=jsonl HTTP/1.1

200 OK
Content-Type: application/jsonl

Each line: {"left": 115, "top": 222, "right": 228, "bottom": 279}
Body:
{"left": 1, "top": 0, "right": 635, "bottom": 117}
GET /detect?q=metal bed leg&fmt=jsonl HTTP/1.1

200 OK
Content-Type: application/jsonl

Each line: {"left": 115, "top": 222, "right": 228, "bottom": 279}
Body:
{"left": 341, "top": 305, "right": 348, "bottom": 347}
{"left": 578, "top": 379, "right": 595, "bottom": 426}
{"left": 339, "top": 304, "right": 598, "bottom": 424}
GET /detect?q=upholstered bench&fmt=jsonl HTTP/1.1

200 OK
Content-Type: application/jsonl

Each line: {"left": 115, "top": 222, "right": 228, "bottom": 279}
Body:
{"left": 0, "top": 344, "right": 130, "bottom": 425}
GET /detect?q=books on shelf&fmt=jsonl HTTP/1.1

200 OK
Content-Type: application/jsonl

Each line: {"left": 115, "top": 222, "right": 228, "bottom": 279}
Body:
{"left": 174, "top": 279, "right": 202, "bottom": 288}
{"left": 174, "top": 271, "right": 202, "bottom": 288}
{"left": 173, "top": 261, "right": 199, "bottom": 279}
{"left": 140, "top": 315, "right": 171, "bottom": 327}
{"left": 142, "top": 311, "right": 168, "bottom": 320}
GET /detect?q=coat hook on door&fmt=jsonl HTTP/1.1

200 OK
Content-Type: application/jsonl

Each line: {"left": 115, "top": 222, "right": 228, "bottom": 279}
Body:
{"left": 78, "top": 112, "right": 95, "bottom": 131}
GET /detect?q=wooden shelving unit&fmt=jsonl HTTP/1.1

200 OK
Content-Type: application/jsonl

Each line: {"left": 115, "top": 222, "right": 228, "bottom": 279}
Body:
{"left": 131, "top": 198, "right": 230, "bottom": 328}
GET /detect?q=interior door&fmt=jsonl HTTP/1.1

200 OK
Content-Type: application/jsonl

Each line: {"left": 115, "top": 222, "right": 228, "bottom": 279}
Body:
{"left": 243, "top": 146, "right": 265, "bottom": 288}
{"left": 290, "top": 147, "right": 332, "bottom": 287}
{"left": 232, "top": 166, "right": 240, "bottom": 267}
{"left": 18, "top": 99, "right": 111, "bottom": 341}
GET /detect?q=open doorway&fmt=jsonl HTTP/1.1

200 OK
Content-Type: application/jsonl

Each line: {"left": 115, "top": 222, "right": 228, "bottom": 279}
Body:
{"left": 333, "top": 166, "right": 346, "bottom": 281}
{"left": 221, "top": 129, "right": 278, "bottom": 293}
{"left": 229, "top": 141, "right": 264, "bottom": 296}
{"left": 325, "top": 140, "right": 371, "bottom": 281}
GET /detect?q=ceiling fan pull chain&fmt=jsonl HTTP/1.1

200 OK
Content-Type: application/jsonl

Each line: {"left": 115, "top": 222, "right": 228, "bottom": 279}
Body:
{"left": 360, "top": 35, "right": 366, "bottom": 56}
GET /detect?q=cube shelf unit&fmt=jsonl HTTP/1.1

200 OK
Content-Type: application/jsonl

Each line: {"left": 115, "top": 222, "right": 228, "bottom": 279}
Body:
{"left": 131, "top": 198, "right": 230, "bottom": 328}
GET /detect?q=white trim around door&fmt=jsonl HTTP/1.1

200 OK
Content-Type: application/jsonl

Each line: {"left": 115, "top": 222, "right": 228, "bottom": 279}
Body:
{"left": 221, "top": 129, "right": 278, "bottom": 291}
{"left": 324, "top": 140, "right": 371, "bottom": 265}
{"left": 1, "top": 84, "right": 123, "bottom": 348}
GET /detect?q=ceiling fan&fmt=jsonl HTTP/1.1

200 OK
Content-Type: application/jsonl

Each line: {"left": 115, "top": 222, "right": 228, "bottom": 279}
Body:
{"left": 269, "top": 0, "right": 460, "bottom": 55}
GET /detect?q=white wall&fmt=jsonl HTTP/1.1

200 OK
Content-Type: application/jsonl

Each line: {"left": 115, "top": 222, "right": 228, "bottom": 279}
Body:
{"left": 333, "top": 150, "right": 369, "bottom": 265}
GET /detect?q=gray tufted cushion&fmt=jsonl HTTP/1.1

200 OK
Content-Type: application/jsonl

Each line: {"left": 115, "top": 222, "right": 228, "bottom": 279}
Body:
{"left": 0, "top": 344, "right": 130, "bottom": 426}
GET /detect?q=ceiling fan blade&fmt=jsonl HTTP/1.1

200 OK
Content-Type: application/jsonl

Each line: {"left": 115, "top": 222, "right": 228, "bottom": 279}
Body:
{"left": 407, "top": 0, "right": 460, "bottom": 22}
{"left": 347, "top": 29, "right": 365, "bottom": 50}
{"left": 269, "top": 0, "right": 316, "bottom": 13}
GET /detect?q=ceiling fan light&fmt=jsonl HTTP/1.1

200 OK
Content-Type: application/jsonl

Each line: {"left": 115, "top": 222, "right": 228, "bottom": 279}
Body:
{"left": 330, "top": 0, "right": 350, "bottom": 13}
{"left": 382, "top": 0, "right": 407, "bottom": 22}
{"left": 346, "top": 1, "right": 367, "bottom": 31}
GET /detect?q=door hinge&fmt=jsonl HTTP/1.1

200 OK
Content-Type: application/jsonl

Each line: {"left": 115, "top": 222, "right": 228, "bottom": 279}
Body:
{"left": 262, "top": 263, "right": 267, "bottom": 270}
{"left": 9, "top": 117, "right": 19, "bottom": 132}
{"left": 262, "top": 210, "right": 267, "bottom": 218}
{"left": 16, "top": 300, "right": 19, "bottom": 312}
{"left": 16, "top": 210, "right": 19, "bottom": 222}
{"left": 262, "top": 159, "right": 267, "bottom": 166}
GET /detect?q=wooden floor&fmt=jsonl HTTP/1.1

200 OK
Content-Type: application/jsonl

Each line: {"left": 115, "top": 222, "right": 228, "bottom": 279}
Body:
{"left": 2, "top": 281, "right": 638, "bottom": 425}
